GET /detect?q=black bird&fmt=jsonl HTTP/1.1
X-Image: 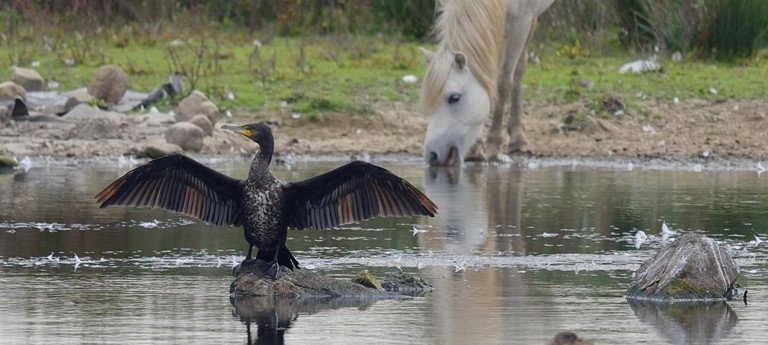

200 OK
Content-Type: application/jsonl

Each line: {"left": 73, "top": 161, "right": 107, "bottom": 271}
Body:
{"left": 133, "top": 72, "right": 185, "bottom": 111}
{"left": 7, "top": 97, "right": 64, "bottom": 122}
{"left": 10, "top": 97, "right": 28, "bottom": 118}
{"left": 95, "top": 123, "right": 437, "bottom": 278}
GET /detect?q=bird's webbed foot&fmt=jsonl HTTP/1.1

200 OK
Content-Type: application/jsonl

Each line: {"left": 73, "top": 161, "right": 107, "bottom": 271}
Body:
{"left": 231, "top": 258, "right": 279, "bottom": 279}
{"left": 260, "top": 259, "right": 279, "bottom": 280}
{"left": 232, "top": 258, "right": 259, "bottom": 276}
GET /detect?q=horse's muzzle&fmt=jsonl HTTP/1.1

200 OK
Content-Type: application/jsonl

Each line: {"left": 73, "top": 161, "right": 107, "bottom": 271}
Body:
{"left": 428, "top": 147, "right": 459, "bottom": 167}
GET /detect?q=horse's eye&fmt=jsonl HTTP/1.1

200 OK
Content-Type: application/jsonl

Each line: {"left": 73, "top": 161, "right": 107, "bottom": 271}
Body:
{"left": 447, "top": 93, "right": 461, "bottom": 105}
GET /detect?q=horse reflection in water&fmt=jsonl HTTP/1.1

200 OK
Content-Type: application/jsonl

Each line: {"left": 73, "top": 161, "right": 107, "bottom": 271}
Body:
{"left": 420, "top": 167, "right": 564, "bottom": 342}
{"left": 421, "top": 0, "right": 554, "bottom": 166}
{"left": 420, "top": 166, "right": 526, "bottom": 254}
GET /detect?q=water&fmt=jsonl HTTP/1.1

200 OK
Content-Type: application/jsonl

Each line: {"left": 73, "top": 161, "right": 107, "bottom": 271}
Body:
{"left": 1, "top": 157, "right": 767, "bottom": 344}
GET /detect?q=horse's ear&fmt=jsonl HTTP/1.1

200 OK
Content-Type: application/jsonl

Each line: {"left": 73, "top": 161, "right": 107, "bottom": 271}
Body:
{"left": 419, "top": 47, "right": 435, "bottom": 63}
{"left": 454, "top": 53, "right": 466, "bottom": 70}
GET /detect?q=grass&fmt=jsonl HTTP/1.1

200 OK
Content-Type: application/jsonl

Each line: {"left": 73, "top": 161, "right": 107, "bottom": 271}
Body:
{"left": 1, "top": 23, "right": 766, "bottom": 119}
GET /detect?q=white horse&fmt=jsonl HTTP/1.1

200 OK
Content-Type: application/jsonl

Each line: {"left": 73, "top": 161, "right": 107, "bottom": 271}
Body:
{"left": 420, "top": 0, "right": 554, "bottom": 166}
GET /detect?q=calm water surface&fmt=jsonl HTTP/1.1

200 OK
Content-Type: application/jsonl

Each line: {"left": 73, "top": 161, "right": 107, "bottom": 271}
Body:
{"left": 1, "top": 157, "right": 767, "bottom": 344}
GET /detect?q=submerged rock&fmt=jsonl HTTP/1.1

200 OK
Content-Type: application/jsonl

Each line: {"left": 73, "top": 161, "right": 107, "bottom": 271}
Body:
{"left": 626, "top": 233, "right": 742, "bottom": 302}
{"left": 547, "top": 332, "right": 593, "bottom": 345}
{"left": 230, "top": 260, "right": 431, "bottom": 298}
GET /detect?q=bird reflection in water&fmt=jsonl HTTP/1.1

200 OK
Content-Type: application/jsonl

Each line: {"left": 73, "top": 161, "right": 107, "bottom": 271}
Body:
{"left": 231, "top": 296, "right": 379, "bottom": 345}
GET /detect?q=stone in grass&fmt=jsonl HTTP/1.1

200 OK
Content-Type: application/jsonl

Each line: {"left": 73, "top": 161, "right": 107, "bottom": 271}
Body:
{"left": 626, "top": 233, "right": 743, "bottom": 302}
{"left": 230, "top": 259, "right": 431, "bottom": 298}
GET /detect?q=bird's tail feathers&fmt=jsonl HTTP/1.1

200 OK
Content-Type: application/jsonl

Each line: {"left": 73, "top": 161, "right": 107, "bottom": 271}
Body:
{"left": 278, "top": 245, "right": 300, "bottom": 270}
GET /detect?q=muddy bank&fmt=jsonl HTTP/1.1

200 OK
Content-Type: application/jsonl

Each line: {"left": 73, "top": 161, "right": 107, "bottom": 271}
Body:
{"left": 3, "top": 96, "right": 768, "bottom": 169}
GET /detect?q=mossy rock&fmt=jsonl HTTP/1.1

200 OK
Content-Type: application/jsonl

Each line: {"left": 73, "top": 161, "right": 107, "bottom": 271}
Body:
{"left": 230, "top": 260, "right": 431, "bottom": 298}
{"left": 352, "top": 270, "right": 384, "bottom": 291}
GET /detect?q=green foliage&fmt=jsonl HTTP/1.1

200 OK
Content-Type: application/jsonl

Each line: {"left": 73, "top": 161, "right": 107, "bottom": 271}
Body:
{"left": 619, "top": 0, "right": 768, "bottom": 60}
{"left": 703, "top": 0, "right": 768, "bottom": 60}
{"left": 370, "top": 0, "right": 436, "bottom": 39}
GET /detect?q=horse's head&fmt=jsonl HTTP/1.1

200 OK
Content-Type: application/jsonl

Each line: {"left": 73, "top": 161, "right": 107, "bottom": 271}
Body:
{"left": 420, "top": 48, "right": 490, "bottom": 167}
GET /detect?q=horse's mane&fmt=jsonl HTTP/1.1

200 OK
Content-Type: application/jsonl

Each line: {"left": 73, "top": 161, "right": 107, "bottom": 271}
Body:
{"left": 421, "top": 0, "right": 507, "bottom": 113}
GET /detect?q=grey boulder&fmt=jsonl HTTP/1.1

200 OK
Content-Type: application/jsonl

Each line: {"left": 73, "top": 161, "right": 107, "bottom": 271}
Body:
{"left": 10, "top": 67, "right": 45, "bottom": 92}
{"left": 88, "top": 65, "right": 128, "bottom": 105}
{"left": 626, "top": 233, "right": 742, "bottom": 302}
{"left": 165, "top": 122, "right": 204, "bottom": 152}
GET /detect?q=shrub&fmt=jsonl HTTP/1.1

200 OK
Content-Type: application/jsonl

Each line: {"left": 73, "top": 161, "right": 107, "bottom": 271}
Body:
{"left": 620, "top": 0, "right": 768, "bottom": 60}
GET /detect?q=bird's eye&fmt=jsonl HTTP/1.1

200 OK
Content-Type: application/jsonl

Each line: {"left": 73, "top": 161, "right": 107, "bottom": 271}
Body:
{"left": 447, "top": 93, "right": 461, "bottom": 105}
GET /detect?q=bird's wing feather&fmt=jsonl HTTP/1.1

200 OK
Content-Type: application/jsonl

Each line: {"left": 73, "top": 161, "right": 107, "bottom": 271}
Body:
{"left": 95, "top": 153, "right": 245, "bottom": 226}
{"left": 283, "top": 161, "right": 437, "bottom": 230}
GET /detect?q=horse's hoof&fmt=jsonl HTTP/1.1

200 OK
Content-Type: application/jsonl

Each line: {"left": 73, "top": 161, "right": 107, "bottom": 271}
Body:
{"left": 488, "top": 153, "right": 513, "bottom": 163}
{"left": 507, "top": 140, "right": 528, "bottom": 154}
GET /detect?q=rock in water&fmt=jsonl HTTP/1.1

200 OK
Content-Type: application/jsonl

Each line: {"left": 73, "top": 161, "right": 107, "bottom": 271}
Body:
{"left": 626, "top": 233, "right": 742, "bottom": 301}
{"left": 230, "top": 259, "right": 431, "bottom": 298}
{"left": 88, "top": 65, "right": 129, "bottom": 105}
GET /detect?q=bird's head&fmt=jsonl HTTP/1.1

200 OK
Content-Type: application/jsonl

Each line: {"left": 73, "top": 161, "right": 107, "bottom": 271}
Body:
{"left": 222, "top": 123, "right": 273, "bottom": 146}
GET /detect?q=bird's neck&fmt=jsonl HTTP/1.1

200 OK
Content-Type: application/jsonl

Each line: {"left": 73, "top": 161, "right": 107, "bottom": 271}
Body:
{"left": 256, "top": 143, "right": 274, "bottom": 166}
{"left": 248, "top": 144, "right": 274, "bottom": 181}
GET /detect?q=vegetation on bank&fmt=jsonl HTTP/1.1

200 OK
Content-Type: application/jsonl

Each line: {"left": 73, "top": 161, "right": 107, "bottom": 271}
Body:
{"left": 0, "top": 0, "right": 766, "bottom": 119}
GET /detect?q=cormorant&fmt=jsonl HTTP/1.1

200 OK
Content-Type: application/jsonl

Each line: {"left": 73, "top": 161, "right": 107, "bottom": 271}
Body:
{"left": 133, "top": 72, "right": 185, "bottom": 110}
{"left": 10, "top": 97, "right": 28, "bottom": 118}
{"left": 7, "top": 97, "right": 63, "bottom": 122}
{"left": 95, "top": 123, "right": 437, "bottom": 278}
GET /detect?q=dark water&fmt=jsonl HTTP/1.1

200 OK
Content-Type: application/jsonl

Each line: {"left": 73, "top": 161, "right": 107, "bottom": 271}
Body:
{"left": 1, "top": 157, "right": 767, "bottom": 344}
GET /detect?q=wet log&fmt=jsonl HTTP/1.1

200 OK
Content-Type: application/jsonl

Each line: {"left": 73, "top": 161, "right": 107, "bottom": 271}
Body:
{"left": 230, "top": 260, "right": 432, "bottom": 298}
{"left": 626, "top": 233, "right": 744, "bottom": 302}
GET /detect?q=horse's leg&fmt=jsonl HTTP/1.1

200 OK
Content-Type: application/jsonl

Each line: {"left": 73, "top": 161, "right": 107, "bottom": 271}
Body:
{"left": 486, "top": 16, "right": 534, "bottom": 161}
{"left": 507, "top": 18, "right": 537, "bottom": 153}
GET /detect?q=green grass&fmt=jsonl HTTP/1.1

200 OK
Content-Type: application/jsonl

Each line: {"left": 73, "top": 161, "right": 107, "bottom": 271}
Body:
{"left": 1, "top": 24, "right": 766, "bottom": 118}
{"left": 525, "top": 54, "right": 768, "bottom": 106}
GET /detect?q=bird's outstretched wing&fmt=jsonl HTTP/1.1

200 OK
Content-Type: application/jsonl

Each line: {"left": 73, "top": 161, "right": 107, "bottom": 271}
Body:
{"left": 283, "top": 161, "right": 437, "bottom": 230}
{"left": 95, "top": 153, "right": 245, "bottom": 226}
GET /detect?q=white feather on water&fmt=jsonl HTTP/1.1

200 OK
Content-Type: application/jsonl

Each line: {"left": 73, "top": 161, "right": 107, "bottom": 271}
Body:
{"left": 635, "top": 230, "right": 648, "bottom": 249}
